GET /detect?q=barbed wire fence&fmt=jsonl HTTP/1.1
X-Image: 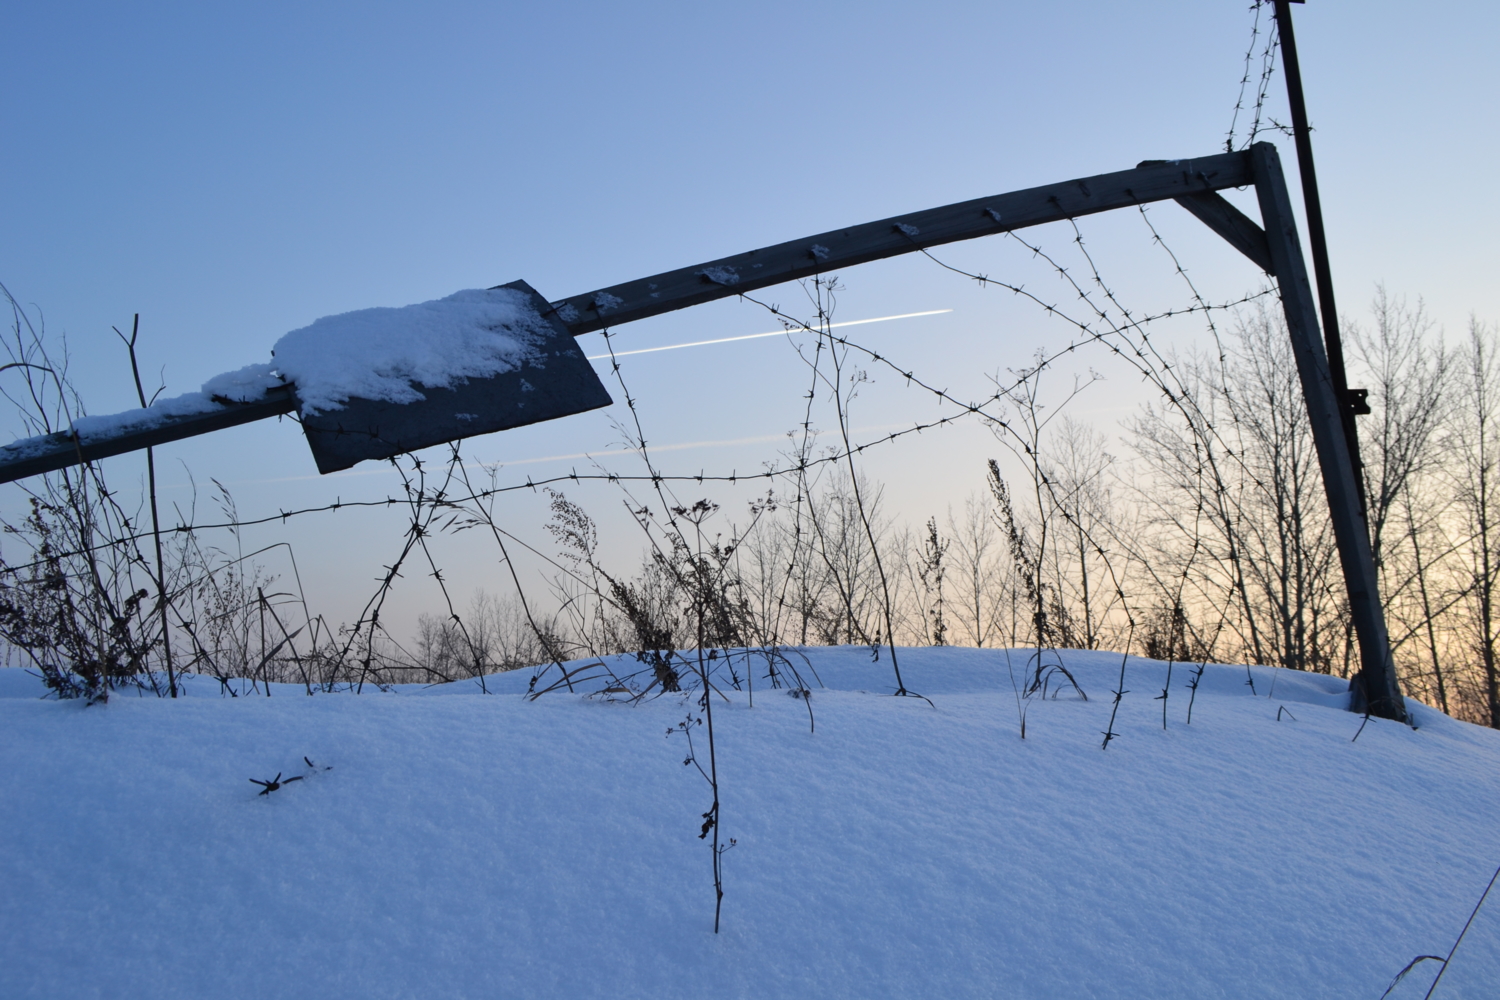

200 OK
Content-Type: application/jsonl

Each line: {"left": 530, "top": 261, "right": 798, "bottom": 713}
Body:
{"left": 8, "top": 4, "right": 1494, "bottom": 960}
{"left": 0, "top": 201, "right": 1282, "bottom": 710}
{"left": 11, "top": 246, "right": 1251, "bottom": 614}
{"left": 11, "top": 0, "right": 1466, "bottom": 728}
{"left": 15, "top": 2, "right": 1500, "bottom": 939}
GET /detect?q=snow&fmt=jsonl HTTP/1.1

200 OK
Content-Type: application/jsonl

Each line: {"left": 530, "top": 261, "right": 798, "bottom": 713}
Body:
{"left": 591, "top": 291, "right": 624, "bottom": 313}
{"left": 1, "top": 646, "right": 1497, "bottom": 999}
{"left": 199, "top": 362, "right": 283, "bottom": 403}
{"left": 0, "top": 364, "right": 286, "bottom": 460}
{"left": 271, "top": 287, "right": 551, "bottom": 415}
{"left": 2, "top": 286, "right": 555, "bottom": 458}
{"left": 698, "top": 266, "right": 741, "bottom": 286}
{"left": 895, "top": 223, "right": 920, "bottom": 237}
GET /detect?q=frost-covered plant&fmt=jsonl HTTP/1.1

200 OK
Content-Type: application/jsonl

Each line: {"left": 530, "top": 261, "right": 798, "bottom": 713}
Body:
{"left": 0, "top": 496, "right": 152, "bottom": 701}
{"left": 0, "top": 288, "right": 324, "bottom": 699}
{"left": 0, "top": 287, "right": 166, "bottom": 700}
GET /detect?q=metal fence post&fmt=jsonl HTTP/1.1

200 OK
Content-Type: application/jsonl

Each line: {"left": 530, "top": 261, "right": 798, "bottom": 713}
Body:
{"left": 1250, "top": 141, "right": 1405, "bottom": 721}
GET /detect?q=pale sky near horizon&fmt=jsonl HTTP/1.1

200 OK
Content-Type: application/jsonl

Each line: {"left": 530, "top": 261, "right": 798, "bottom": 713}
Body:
{"left": 3, "top": 1, "right": 1496, "bottom": 636}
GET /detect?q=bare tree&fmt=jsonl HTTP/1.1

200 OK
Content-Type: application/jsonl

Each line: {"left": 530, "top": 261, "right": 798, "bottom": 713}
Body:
{"left": 1129, "top": 305, "right": 1345, "bottom": 674}
{"left": 945, "top": 495, "right": 1009, "bottom": 648}
{"left": 1451, "top": 318, "right": 1500, "bottom": 726}
{"left": 1347, "top": 289, "right": 1456, "bottom": 710}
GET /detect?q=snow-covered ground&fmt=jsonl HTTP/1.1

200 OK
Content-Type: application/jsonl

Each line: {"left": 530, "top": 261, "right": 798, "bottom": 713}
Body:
{"left": 2, "top": 647, "right": 1496, "bottom": 999}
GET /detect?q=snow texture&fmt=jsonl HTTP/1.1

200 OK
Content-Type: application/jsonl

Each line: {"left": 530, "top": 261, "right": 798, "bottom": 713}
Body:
{"left": 591, "top": 292, "right": 624, "bottom": 313}
{"left": 1, "top": 646, "right": 1497, "bottom": 999}
{"left": 271, "top": 287, "right": 550, "bottom": 415}
{"left": 698, "top": 266, "right": 741, "bottom": 286}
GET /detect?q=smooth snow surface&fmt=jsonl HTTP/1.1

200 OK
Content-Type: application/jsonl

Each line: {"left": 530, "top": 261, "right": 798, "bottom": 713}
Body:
{"left": 199, "top": 362, "right": 283, "bottom": 403}
{"left": 2, "top": 647, "right": 1498, "bottom": 999}
{"left": 271, "top": 287, "right": 551, "bottom": 415}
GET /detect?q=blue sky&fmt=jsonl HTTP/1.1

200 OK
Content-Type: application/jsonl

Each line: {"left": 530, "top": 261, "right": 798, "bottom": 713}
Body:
{"left": 3, "top": 1, "right": 1496, "bottom": 631}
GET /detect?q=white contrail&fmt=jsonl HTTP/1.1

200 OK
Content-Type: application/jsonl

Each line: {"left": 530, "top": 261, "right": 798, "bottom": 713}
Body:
{"left": 585, "top": 309, "right": 952, "bottom": 361}
{"left": 167, "top": 311, "right": 952, "bottom": 489}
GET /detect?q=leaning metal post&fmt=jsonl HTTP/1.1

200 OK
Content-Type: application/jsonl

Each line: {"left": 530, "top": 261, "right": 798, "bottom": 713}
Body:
{"left": 1251, "top": 142, "right": 1405, "bottom": 722}
{"left": 1273, "top": 0, "right": 1370, "bottom": 514}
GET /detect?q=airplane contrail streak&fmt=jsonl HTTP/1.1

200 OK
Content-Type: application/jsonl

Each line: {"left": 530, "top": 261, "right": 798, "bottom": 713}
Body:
{"left": 584, "top": 309, "right": 952, "bottom": 361}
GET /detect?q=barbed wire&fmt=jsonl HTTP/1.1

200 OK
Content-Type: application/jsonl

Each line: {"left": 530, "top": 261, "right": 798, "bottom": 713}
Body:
{"left": 2, "top": 207, "right": 1335, "bottom": 715}
{"left": 0, "top": 274, "right": 1274, "bottom": 582}
{"left": 0, "top": 10, "right": 1461, "bottom": 720}
{"left": 3, "top": 197, "right": 1288, "bottom": 707}
{"left": 897, "top": 211, "right": 1308, "bottom": 675}
{"left": 1225, "top": 1, "right": 1283, "bottom": 152}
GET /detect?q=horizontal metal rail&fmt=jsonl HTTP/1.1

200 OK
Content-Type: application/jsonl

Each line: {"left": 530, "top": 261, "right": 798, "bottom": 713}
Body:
{"left": 549, "top": 149, "right": 1256, "bottom": 334}
{"left": 0, "top": 386, "right": 298, "bottom": 484}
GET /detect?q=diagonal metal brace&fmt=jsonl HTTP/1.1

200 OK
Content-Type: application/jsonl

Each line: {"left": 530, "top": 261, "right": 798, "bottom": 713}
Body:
{"left": 1172, "top": 191, "right": 1276, "bottom": 276}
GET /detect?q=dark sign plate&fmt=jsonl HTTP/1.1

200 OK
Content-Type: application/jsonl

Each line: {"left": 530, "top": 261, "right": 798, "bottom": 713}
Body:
{"left": 299, "top": 280, "right": 611, "bottom": 473}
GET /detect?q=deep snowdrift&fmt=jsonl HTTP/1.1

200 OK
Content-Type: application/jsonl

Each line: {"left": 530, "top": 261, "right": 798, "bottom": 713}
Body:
{"left": 2, "top": 647, "right": 1496, "bottom": 999}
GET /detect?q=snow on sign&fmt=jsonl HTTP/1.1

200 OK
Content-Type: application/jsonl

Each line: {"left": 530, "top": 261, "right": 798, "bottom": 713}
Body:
{"left": 285, "top": 281, "right": 611, "bottom": 473}
{"left": 0, "top": 280, "right": 613, "bottom": 480}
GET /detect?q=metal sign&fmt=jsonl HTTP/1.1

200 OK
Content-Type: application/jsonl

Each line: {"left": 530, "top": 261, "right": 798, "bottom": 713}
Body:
{"left": 299, "top": 280, "right": 610, "bottom": 473}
